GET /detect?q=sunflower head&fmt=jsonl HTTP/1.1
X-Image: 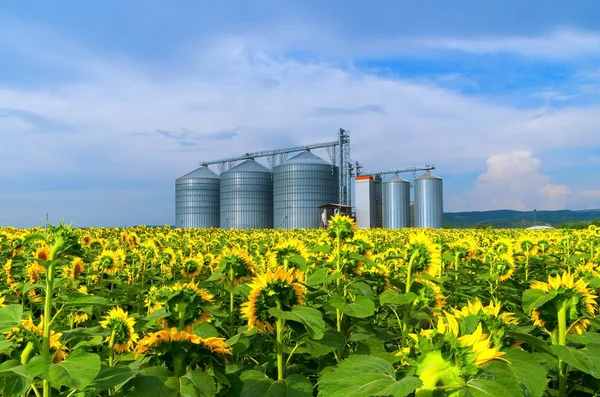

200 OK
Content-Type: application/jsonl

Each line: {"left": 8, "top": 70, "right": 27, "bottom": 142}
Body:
{"left": 181, "top": 254, "right": 204, "bottom": 278}
{"left": 99, "top": 307, "right": 139, "bottom": 353}
{"left": 135, "top": 328, "right": 232, "bottom": 370}
{"left": 528, "top": 272, "right": 598, "bottom": 335}
{"left": 241, "top": 267, "right": 305, "bottom": 332}
{"left": 328, "top": 214, "right": 356, "bottom": 240}
{"left": 217, "top": 248, "right": 257, "bottom": 284}
{"left": 406, "top": 232, "right": 442, "bottom": 277}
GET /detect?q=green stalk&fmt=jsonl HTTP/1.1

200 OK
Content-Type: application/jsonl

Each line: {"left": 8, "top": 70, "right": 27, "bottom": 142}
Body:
{"left": 524, "top": 254, "right": 530, "bottom": 282}
{"left": 42, "top": 260, "right": 55, "bottom": 397}
{"left": 454, "top": 253, "right": 459, "bottom": 282}
{"left": 108, "top": 329, "right": 117, "bottom": 367}
{"left": 336, "top": 230, "right": 342, "bottom": 333}
{"left": 276, "top": 301, "right": 285, "bottom": 381}
{"left": 229, "top": 267, "right": 235, "bottom": 337}
{"left": 557, "top": 301, "right": 568, "bottom": 397}
{"left": 173, "top": 352, "right": 187, "bottom": 378}
{"left": 108, "top": 329, "right": 117, "bottom": 397}
{"left": 178, "top": 302, "right": 188, "bottom": 332}
{"left": 402, "top": 251, "right": 419, "bottom": 334}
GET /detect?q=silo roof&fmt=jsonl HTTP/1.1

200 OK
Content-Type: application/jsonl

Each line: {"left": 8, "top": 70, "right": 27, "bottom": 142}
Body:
{"left": 223, "top": 159, "right": 271, "bottom": 174}
{"left": 385, "top": 175, "right": 409, "bottom": 183}
{"left": 178, "top": 166, "right": 219, "bottom": 179}
{"left": 415, "top": 171, "right": 442, "bottom": 180}
{"left": 282, "top": 150, "right": 330, "bottom": 165}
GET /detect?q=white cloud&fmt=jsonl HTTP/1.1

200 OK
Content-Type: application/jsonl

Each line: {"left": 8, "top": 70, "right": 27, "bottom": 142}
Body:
{"left": 581, "top": 189, "right": 600, "bottom": 199}
{"left": 1, "top": 17, "right": 600, "bottom": 225}
{"left": 466, "top": 151, "right": 571, "bottom": 211}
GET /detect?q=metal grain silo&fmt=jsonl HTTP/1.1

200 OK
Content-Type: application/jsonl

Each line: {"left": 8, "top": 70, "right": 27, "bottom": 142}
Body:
{"left": 274, "top": 151, "right": 339, "bottom": 229}
{"left": 220, "top": 160, "right": 273, "bottom": 229}
{"left": 383, "top": 175, "right": 411, "bottom": 228}
{"left": 414, "top": 171, "right": 443, "bottom": 228}
{"left": 175, "top": 166, "right": 220, "bottom": 228}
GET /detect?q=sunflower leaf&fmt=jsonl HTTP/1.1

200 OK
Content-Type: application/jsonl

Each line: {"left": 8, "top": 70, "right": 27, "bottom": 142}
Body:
{"left": 550, "top": 344, "right": 600, "bottom": 379}
{"left": 522, "top": 289, "right": 557, "bottom": 314}
{"left": 0, "top": 305, "right": 23, "bottom": 333}
{"left": 502, "top": 350, "right": 549, "bottom": 397}
{"left": 330, "top": 296, "right": 375, "bottom": 318}
{"left": 268, "top": 306, "right": 325, "bottom": 340}
{"left": 379, "top": 291, "right": 417, "bottom": 306}
{"left": 57, "top": 293, "right": 114, "bottom": 306}
{"left": 317, "top": 355, "right": 421, "bottom": 397}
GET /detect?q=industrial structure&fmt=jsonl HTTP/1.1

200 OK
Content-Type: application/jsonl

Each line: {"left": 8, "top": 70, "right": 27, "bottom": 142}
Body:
{"left": 175, "top": 128, "right": 445, "bottom": 229}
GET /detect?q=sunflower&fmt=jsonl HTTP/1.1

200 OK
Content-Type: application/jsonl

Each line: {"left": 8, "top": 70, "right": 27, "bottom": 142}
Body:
{"left": 7, "top": 315, "right": 68, "bottom": 362}
{"left": 135, "top": 327, "right": 232, "bottom": 371}
{"left": 34, "top": 245, "right": 51, "bottom": 262}
{"left": 413, "top": 277, "right": 446, "bottom": 313}
{"left": 162, "top": 281, "right": 215, "bottom": 329}
{"left": 95, "top": 249, "right": 125, "bottom": 275}
{"left": 328, "top": 213, "right": 356, "bottom": 240}
{"left": 405, "top": 232, "right": 442, "bottom": 277}
{"left": 267, "top": 238, "right": 309, "bottom": 270}
{"left": 529, "top": 272, "right": 598, "bottom": 335}
{"left": 457, "top": 322, "right": 505, "bottom": 366}
{"left": 241, "top": 267, "right": 305, "bottom": 333}
{"left": 99, "top": 307, "right": 139, "bottom": 353}
{"left": 217, "top": 247, "right": 258, "bottom": 285}
{"left": 492, "top": 253, "right": 515, "bottom": 282}
{"left": 180, "top": 254, "right": 204, "bottom": 278}
{"left": 0, "top": 295, "right": 5, "bottom": 307}
{"left": 62, "top": 257, "right": 85, "bottom": 280}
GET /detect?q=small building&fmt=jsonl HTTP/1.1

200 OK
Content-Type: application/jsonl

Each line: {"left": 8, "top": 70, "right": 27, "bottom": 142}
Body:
{"left": 318, "top": 204, "right": 353, "bottom": 228}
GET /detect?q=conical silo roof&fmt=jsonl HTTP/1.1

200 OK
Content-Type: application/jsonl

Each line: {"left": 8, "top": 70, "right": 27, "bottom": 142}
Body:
{"left": 385, "top": 175, "right": 409, "bottom": 183}
{"left": 223, "top": 159, "right": 271, "bottom": 174}
{"left": 282, "top": 150, "right": 330, "bottom": 166}
{"left": 415, "top": 171, "right": 442, "bottom": 180}
{"left": 178, "top": 166, "right": 219, "bottom": 180}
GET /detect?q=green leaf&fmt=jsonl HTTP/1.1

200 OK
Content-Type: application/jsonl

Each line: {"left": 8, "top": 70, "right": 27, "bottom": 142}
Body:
{"left": 307, "top": 269, "right": 335, "bottom": 286}
{"left": 522, "top": 289, "right": 557, "bottom": 314}
{"left": 180, "top": 370, "right": 216, "bottom": 397}
{"left": 58, "top": 293, "right": 114, "bottom": 306}
{"left": 0, "top": 305, "right": 23, "bottom": 333}
{"left": 310, "top": 245, "right": 331, "bottom": 253}
{"left": 240, "top": 371, "right": 312, "bottom": 397}
{"left": 379, "top": 291, "right": 417, "bottom": 306}
{"left": 27, "top": 351, "right": 101, "bottom": 390}
{"left": 567, "top": 332, "right": 600, "bottom": 346}
{"left": 318, "top": 355, "right": 421, "bottom": 397}
{"left": 303, "top": 330, "right": 344, "bottom": 357}
{"left": 507, "top": 331, "right": 553, "bottom": 355}
{"left": 550, "top": 344, "right": 600, "bottom": 378}
{"left": 0, "top": 375, "right": 29, "bottom": 397}
{"left": 0, "top": 340, "right": 14, "bottom": 355}
{"left": 287, "top": 255, "right": 308, "bottom": 272}
{"left": 465, "top": 360, "right": 522, "bottom": 397}
{"left": 460, "top": 315, "right": 480, "bottom": 336}
{"left": 268, "top": 306, "right": 325, "bottom": 340}
{"left": 329, "top": 296, "right": 375, "bottom": 319}
{"left": 502, "top": 349, "right": 549, "bottom": 397}
{"left": 90, "top": 365, "right": 137, "bottom": 391}
{"left": 193, "top": 323, "right": 219, "bottom": 338}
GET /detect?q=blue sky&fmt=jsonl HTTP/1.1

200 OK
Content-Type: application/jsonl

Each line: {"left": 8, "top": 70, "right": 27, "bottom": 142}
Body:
{"left": 1, "top": 1, "right": 600, "bottom": 227}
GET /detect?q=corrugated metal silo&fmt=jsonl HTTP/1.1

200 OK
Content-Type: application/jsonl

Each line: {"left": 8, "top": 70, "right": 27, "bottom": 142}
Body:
{"left": 175, "top": 166, "right": 220, "bottom": 228}
{"left": 220, "top": 160, "right": 273, "bottom": 229}
{"left": 274, "top": 151, "right": 339, "bottom": 229}
{"left": 383, "top": 175, "right": 411, "bottom": 228}
{"left": 414, "top": 171, "right": 443, "bottom": 228}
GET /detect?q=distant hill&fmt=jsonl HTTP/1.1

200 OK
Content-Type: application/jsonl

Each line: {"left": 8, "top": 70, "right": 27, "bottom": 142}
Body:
{"left": 443, "top": 209, "right": 600, "bottom": 229}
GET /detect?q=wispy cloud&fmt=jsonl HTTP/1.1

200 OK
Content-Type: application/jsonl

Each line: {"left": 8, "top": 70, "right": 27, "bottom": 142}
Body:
{"left": 312, "top": 105, "right": 385, "bottom": 116}
{"left": 1, "top": 11, "right": 600, "bottom": 225}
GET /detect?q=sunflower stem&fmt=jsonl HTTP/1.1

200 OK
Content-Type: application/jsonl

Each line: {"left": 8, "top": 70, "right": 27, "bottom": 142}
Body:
{"left": 335, "top": 229, "right": 342, "bottom": 334}
{"left": 276, "top": 301, "right": 285, "bottom": 381}
{"left": 174, "top": 352, "right": 187, "bottom": 378}
{"left": 229, "top": 267, "right": 235, "bottom": 337}
{"left": 108, "top": 329, "right": 116, "bottom": 367}
{"left": 42, "top": 240, "right": 61, "bottom": 397}
{"left": 557, "top": 301, "right": 568, "bottom": 397}
{"left": 402, "top": 251, "right": 419, "bottom": 335}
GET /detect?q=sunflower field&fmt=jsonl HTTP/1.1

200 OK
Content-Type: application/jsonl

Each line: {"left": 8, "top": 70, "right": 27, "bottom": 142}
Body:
{"left": 1, "top": 218, "right": 600, "bottom": 396}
